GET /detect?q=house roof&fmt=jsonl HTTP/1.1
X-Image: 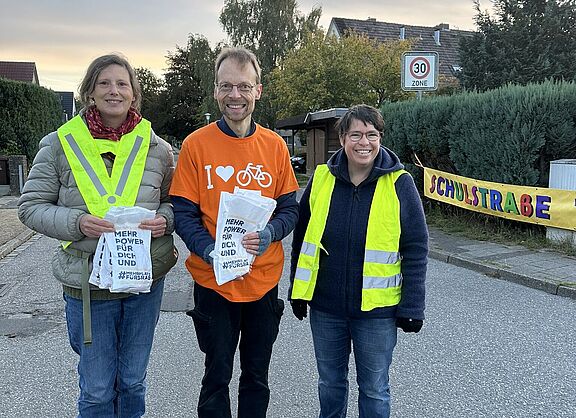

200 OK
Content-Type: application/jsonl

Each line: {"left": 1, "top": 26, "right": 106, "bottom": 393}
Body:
{"left": 56, "top": 91, "right": 76, "bottom": 121}
{"left": 0, "top": 61, "right": 40, "bottom": 84}
{"left": 276, "top": 108, "right": 348, "bottom": 130}
{"left": 328, "top": 18, "right": 475, "bottom": 79}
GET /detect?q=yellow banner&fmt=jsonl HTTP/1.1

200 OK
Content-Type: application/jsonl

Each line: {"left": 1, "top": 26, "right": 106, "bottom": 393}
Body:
{"left": 424, "top": 167, "right": 576, "bottom": 231}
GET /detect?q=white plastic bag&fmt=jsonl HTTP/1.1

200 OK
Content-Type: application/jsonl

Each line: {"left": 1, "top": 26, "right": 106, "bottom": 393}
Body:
{"left": 212, "top": 188, "right": 276, "bottom": 285}
{"left": 89, "top": 206, "right": 156, "bottom": 294}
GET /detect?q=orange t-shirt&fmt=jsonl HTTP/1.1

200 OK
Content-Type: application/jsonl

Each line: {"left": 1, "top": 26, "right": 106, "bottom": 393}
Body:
{"left": 170, "top": 122, "right": 299, "bottom": 302}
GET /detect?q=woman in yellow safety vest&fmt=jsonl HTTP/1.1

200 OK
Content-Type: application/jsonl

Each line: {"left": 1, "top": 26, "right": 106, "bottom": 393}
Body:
{"left": 18, "top": 54, "right": 176, "bottom": 417}
{"left": 289, "top": 104, "right": 428, "bottom": 418}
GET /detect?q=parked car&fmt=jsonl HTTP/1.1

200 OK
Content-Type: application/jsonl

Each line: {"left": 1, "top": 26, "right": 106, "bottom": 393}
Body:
{"left": 290, "top": 153, "right": 306, "bottom": 174}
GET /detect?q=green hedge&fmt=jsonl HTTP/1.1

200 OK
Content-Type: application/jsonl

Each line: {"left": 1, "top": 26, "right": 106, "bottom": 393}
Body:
{"left": 381, "top": 81, "right": 576, "bottom": 188}
{"left": 0, "top": 78, "right": 63, "bottom": 161}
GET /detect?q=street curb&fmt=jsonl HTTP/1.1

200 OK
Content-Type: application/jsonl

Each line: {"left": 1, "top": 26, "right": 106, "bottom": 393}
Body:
{"left": 0, "top": 229, "right": 35, "bottom": 260}
{"left": 428, "top": 248, "right": 576, "bottom": 301}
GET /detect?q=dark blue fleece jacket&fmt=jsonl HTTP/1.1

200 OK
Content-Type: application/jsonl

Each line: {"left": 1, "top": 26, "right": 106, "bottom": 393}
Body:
{"left": 290, "top": 146, "right": 428, "bottom": 320}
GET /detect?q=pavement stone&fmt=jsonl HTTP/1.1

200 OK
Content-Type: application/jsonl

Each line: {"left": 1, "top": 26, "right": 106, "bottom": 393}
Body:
{"left": 2, "top": 195, "right": 576, "bottom": 300}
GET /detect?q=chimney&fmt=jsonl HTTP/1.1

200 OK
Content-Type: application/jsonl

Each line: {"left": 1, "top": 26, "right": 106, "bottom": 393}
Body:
{"left": 434, "top": 29, "right": 441, "bottom": 46}
{"left": 367, "top": 17, "right": 376, "bottom": 22}
{"left": 399, "top": 27, "right": 405, "bottom": 40}
{"left": 437, "top": 23, "right": 450, "bottom": 31}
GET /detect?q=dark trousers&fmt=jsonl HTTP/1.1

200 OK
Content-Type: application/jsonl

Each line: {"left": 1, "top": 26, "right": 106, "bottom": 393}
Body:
{"left": 188, "top": 283, "right": 284, "bottom": 418}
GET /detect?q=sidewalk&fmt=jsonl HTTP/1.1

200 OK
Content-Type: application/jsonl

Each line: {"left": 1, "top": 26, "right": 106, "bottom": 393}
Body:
{"left": 1, "top": 195, "right": 575, "bottom": 300}
{"left": 0, "top": 196, "right": 34, "bottom": 260}
{"left": 428, "top": 227, "right": 576, "bottom": 300}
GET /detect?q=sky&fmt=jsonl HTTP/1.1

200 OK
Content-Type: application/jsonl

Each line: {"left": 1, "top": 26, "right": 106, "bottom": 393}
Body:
{"left": 0, "top": 0, "right": 492, "bottom": 92}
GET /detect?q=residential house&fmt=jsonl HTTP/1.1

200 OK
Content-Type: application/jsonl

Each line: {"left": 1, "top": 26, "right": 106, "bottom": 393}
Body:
{"left": 56, "top": 91, "right": 76, "bottom": 121}
{"left": 278, "top": 18, "right": 476, "bottom": 173}
{"left": 327, "top": 17, "right": 475, "bottom": 89}
{"left": 0, "top": 61, "right": 40, "bottom": 84}
{"left": 0, "top": 60, "right": 75, "bottom": 122}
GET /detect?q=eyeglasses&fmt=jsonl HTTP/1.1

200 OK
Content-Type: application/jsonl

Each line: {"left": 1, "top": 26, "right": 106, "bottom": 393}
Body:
{"left": 346, "top": 131, "right": 381, "bottom": 142}
{"left": 215, "top": 82, "right": 256, "bottom": 93}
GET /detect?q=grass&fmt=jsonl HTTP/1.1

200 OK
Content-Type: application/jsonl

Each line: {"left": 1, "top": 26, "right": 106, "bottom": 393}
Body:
{"left": 425, "top": 203, "right": 576, "bottom": 257}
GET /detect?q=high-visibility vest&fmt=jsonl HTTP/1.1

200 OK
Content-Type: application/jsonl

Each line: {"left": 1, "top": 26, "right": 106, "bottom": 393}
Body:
{"left": 57, "top": 115, "right": 152, "bottom": 345}
{"left": 57, "top": 115, "right": 151, "bottom": 219}
{"left": 291, "top": 164, "right": 406, "bottom": 311}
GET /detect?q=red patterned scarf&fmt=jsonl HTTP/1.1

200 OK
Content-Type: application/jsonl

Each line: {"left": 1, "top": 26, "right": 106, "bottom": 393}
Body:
{"left": 85, "top": 106, "right": 142, "bottom": 141}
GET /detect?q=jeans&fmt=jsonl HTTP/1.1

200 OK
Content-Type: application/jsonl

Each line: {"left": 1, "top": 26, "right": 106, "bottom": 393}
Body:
{"left": 310, "top": 308, "right": 397, "bottom": 418}
{"left": 188, "top": 283, "right": 284, "bottom": 418}
{"left": 64, "top": 278, "right": 164, "bottom": 418}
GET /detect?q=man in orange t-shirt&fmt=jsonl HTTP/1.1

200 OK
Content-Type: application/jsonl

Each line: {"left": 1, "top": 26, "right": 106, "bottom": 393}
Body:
{"left": 170, "top": 47, "right": 299, "bottom": 418}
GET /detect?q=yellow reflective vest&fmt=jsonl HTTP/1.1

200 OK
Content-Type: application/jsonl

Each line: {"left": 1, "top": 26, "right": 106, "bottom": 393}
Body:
{"left": 291, "top": 164, "right": 406, "bottom": 311}
{"left": 57, "top": 115, "right": 151, "bottom": 219}
{"left": 57, "top": 115, "right": 152, "bottom": 344}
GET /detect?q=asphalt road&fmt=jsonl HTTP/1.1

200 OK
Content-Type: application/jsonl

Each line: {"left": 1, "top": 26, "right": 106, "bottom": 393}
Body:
{"left": 1, "top": 234, "right": 575, "bottom": 417}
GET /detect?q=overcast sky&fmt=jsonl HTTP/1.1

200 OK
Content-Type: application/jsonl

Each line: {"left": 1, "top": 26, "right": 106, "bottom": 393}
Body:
{"left": 0, "top": 0, "right": 490, "bottom": 92}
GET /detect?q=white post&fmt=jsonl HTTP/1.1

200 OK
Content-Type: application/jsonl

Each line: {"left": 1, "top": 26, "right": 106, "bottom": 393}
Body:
{"left": 546, "top": 159, "right": 576, "bottom": 247}
{"left": 18, "top": 164, "right": 24, "bottom": 194}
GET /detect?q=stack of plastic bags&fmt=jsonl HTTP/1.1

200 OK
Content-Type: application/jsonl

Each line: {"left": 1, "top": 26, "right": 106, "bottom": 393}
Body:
{"left": 211, "top": 188, "right": 277, "bottom": 285}
{"left": 89, "top": 206, "right": 156, "bottom": 294}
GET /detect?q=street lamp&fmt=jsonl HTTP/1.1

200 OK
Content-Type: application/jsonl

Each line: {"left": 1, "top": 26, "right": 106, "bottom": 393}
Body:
{"left": 204, "top": 112, "right": 211, "bottom": 125}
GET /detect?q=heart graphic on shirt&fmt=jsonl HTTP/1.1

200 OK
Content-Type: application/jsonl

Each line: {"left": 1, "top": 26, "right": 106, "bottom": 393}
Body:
{"left": 216, "top": 165, "right": 234, "bottom": 182}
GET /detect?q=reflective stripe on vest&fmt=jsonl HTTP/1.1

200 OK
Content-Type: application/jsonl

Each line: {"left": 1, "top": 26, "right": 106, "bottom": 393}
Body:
{"left": 57, "top": 115, "right": 151, "bottom": 219}
{"left": 291, "top": 164, "right": 406, "bottom": 311}
{"left": 291, "top": 167, "right": 335, "bottom": 301}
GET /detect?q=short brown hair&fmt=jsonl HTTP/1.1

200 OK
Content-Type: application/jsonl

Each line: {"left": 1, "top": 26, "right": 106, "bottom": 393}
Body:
{"left": 78, "top": 53, "right": 142, "bottom": 110}
{"left": 214, "top": 47, "right": 261, "bottom": 84}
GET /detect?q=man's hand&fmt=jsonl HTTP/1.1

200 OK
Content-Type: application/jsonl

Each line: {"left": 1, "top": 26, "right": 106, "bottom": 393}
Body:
{"left": 79, "top": 214, "right": 115, "bottom": 238}
{"left": 139, "top": 215, "right": 167, "bottom": 238}
{"left": 242, "top": 225, "right": 273, "bottom": 256}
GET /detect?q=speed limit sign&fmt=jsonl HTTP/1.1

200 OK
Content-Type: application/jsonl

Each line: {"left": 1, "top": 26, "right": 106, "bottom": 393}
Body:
{"left": 401, "top": 51, "right": 439, "bottom": 91}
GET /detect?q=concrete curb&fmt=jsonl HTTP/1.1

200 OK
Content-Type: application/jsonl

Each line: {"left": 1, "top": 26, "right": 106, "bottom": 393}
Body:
{"left": 428, "top": 248, "right": 576, "bottom": 301}
{"left": 0, "top": 229, "right": 35, "bottom": 260}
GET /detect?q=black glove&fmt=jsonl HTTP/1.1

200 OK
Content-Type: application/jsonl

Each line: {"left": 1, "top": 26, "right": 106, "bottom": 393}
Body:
{"left": 396, "top": 317, "right": 423, "bottom": 333}
{"left": 290, "top": 300, "right": 308, "bottom": 320}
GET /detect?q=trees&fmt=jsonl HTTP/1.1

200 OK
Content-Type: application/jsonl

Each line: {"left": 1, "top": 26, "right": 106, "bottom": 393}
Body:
{"left": 459, "top": 0, "right": 576, "bottom": 91}
{"left": 0, "top": 79, "right": 61, "bottom": 160}
{"left": 268, "top": 31, "right": 412, "bottom": 118}
{"left": 135, "top": 67, "right": 166, "bottom": 136}
{"left": 159, "top": 34, "right": 218, "bottom": 142}
{"left": 219, "top": 0, "right": 321, "bottom": 126}
{"left": 219, "top": 0, "right": 321, "bottom": 74}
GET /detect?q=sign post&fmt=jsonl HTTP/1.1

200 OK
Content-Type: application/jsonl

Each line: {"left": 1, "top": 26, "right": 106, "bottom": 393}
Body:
{"left": 401, "top": 51, "right": 439, "bottom": 99}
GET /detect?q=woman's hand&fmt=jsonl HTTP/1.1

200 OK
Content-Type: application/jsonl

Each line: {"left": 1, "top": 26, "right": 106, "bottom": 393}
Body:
{"left": 79, "top": 214, "right": 115, "bottom": 238}
{"left": 139, "top": 215, "right": 167, "bottom": 238}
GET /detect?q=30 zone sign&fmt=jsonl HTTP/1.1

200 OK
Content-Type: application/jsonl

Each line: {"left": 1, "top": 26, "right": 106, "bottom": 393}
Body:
{"left": 401, "top": 51, "right": 439, "bottom": 91}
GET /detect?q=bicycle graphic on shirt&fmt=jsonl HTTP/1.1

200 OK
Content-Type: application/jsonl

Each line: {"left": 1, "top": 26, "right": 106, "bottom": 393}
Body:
{"left": 236, "top": 163, "right": 273, "bottom": 188}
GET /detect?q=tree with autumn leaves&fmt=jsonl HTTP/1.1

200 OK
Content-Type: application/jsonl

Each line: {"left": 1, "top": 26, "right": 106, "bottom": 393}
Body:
{"left": 135, "top": 0, "right": 414, "bottom": 135}
{"left": 269, "top": 31, "right": 412, "bottom": 119}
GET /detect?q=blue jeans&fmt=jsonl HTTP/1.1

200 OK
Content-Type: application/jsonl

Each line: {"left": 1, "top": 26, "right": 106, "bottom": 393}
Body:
{"left": 310, "top": 308, "right": 398, "bottom": 418}
{"left": 64, "top": 278, "right": 164, "bottom": 418}
{"left": 187, "top": 283, "right": 284, "bottom": 418}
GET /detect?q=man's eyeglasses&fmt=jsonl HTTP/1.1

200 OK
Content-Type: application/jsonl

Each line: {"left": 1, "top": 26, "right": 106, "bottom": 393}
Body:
{"left": 346, "top": 131, "right": 381, "bottom": 142}
{"left": 216, "top": 82, "right": 256, "bottom": 93}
